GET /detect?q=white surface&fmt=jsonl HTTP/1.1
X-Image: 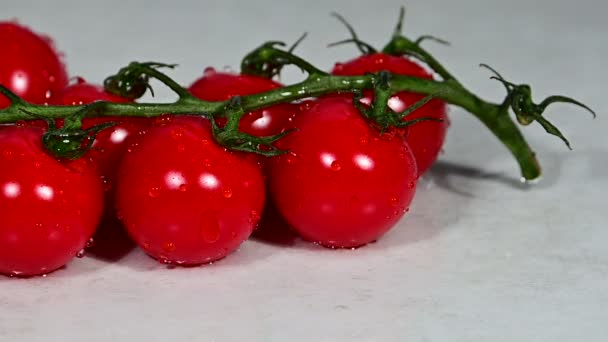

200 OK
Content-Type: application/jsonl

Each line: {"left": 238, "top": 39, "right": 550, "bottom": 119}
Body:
{"left": 1, "top": 0, "right": 607, "bottom": 341}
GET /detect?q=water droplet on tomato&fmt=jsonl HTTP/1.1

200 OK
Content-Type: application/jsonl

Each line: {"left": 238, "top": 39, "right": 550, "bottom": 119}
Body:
{"left": 34, "top": 223, "right": 44, "bottom": 231}
{"left": 3, "top": 149, "right": 14, "bottom": 160}
{"left": 204, "top": 67, "right": 216, "bottom": 76}
{"left": 230, "top": 231, "right": 237, "bottom": 239}
{"left": 116, "top": 211, "right": 124, "bottom": 220}
{"left": 330, "top": 160, "right": 342, "bottom": 171}
{"left": 154, "top": 114, "right": 174, "bottom": 126}
{"left": 178, "top": 184, "right": 188, "bottom": 192}
{"left": 248, "top": 210, "right": 260, "bottom": 224}
{"left": 222, "top": 187, "right": 233, "bottom": 198}
{"left": 203, "top": 159, "right": 212, "bottom": 168}
{"left": 177, "top": 144, "right": 186, "bottom": 152}
{"left": 359, "top": 135, "right": 369, "bottom": 145}
{"left": 86, "top": 238, "right": 95, "bottom": 248}
{"left": 171, "top": 127, "right": 184, "bottom": 140}
{"left": 389, "top": 196, "right": 399, "bottom": 206}
{"left": 162, "top": 241, "right": 176, "bottom": 253}
{"left": 200, "top": 212, "right": 221, "bottom": 243}
{"left": 148, "top": 185, "right": 161, "bottom": 198}
{"left": 76, "top": 249, "right": 86, "bottom": 258}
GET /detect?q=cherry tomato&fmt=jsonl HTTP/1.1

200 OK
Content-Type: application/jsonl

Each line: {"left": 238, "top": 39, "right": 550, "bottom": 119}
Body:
{"left": 0, "top": 125, "right": 103, "bottom": 276}
{"left": 50, "top": 79, "right": 149, "bottom": 258}
{"left": 332, "top": 53, "right": 448, "bottom": 175}
{"left": 188, "top": 68, "right": 297, "bottom": 137}
{"left": 268, "top": 97, "right": 418, "bottom": 248}
{"left": 116, "top": 116, "right": 265, "bottom": 265}
{"left": 50, "top": 79, "right": 149, "bottom": 198}
{"left": 0, "top": 22, "right": 68, "bottom": 108}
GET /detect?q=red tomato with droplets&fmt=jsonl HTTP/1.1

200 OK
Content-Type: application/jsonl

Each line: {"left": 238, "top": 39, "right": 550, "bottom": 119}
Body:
{"left": 50, "top": 80, "right": 150, "bottom": 256}
{"left": 0, "top": 22, "right": 68, "bottom": 108}
{"left": 332, "top": 53, "right": 448, "bottom": 175}
{"left": 116, "top": 116, "right": 265, "bottom": 265}
{"left": 50, "top": 79, "right": 150, "bottom": 199}
{"left": 0, "top": 125, "right": 103, "bottom": 277}
{"left": 268, "top": 97, "right": 417, "bottom": 248}
{"left": 188, "top": 68, "right": 297, "bottom": 137}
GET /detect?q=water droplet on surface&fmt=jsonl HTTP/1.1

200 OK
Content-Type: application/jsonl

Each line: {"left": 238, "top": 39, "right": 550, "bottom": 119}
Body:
{"left": 162, "top": 241, "right": 176, "bottom": 253}
{"left": 330, "top": 160, "right": 342, "bottom": 171}
{"left": 76, "top": 249, "right": 86, "bottom": 258}
{"left": 148, "top": 185, "right": 161, "bottom": 198}
{"left": 222, "top": 187, "right": 233, "bottom": 198}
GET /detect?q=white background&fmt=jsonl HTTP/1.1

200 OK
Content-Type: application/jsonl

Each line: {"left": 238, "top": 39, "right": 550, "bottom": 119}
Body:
{"left": 1, "top": 0, "right": 607, "bottom": 341}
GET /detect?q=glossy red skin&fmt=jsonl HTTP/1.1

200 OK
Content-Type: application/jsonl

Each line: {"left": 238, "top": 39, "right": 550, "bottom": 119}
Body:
{"left": 116, "top": 116, "right": 265, "bottom": 265}
{"left": 0, "top": 126, "right": 103, "bottom": 276}
{"left": 50, "top": 81, "right": 150, "bottom": 199}
{"left": 0, "top": 22, "right": 68, "bottom": 108}
{"left": 268, "top": 97, "right": 418, "bottom": 248}
{"left": 188, "top": 69, "right": 297, "bottom": 137}
{"left": 332, "top": 53, "right": 448, "bottom": 175}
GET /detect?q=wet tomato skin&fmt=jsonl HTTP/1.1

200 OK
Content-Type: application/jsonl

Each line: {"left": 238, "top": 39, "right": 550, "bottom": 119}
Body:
{"left": 116, "top": 116, "right": 265, "bottom": 265}
{"left": 188, "top": 69, "right": 297, "bottom": 137}
{"left": 0, "top": 126, "right": 103, "bottom": 276}
{"left": 332, "top": 53, "right": 448, "bottom": 175}
{"left": 0, "top": 22, "right": 68, "bottom": 108}
{"left": 268, "top": 97, "right": 418, "bottom": 248}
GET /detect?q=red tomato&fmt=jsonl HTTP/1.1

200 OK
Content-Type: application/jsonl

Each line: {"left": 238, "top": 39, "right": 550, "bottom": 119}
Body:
{"left": 0, "top": 125, "right": 103, "bottom": 276}
{"left": 116, "top": 116, "right": 265, "bottom": 265}
{"left": 50, "top": 80, "right": 149, "bottom": 258}
{"left": 188, "top": 68, "right": 297, "bottom": 137}
{"left": 50, "top": 79, "right": 149, "bottom": 199}
{"left": 0, "top": 22, "right": 68, "bottom": 108}
{"left": 332, "top": 53, "right": 448, "bottom": 175}
{"left": 268, "top": 97, "right": 418, "bottom": 248}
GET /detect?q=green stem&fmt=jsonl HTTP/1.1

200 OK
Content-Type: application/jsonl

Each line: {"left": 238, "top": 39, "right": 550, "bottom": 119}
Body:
{"left": 0, "top": 72, "right": 540, "bottom": 180}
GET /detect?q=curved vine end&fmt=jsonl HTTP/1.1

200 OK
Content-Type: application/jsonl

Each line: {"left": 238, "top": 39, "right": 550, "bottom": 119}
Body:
{"left": 329, "top": 12, "right": 377, "bottom": 55}
{"left": 481, "top": 64, "right": 595, "bottom": 151}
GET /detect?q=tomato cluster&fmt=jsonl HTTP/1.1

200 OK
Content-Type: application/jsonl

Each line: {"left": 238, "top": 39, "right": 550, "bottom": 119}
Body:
{"left": 0, "top": 22, "right": 447, "bottom": 277}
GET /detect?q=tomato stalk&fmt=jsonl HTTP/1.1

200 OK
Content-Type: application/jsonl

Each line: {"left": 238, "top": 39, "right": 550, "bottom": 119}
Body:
{"left": 0, "top": 40, "right": 593, "bottom": 181}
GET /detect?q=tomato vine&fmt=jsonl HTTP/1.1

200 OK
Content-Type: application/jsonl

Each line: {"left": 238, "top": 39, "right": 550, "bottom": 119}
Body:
{"left": 0, "top": 9, "right": 594, "bottom": 182}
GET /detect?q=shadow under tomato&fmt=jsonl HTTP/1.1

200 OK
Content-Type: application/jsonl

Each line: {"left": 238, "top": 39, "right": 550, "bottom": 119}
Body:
{"left": 250, "top": 199, "right": 299, "bottom": 247}
{"left": 87, "top": 215, "right": 136, "bottom": 263}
